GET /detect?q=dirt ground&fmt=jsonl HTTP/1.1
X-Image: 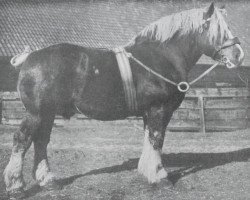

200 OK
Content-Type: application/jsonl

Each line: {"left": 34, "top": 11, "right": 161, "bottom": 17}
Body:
{"left": 0, "top": 118, "right": 250, "bottom": 200}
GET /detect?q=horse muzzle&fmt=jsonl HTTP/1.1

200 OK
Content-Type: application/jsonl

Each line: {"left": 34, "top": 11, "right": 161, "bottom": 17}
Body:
{"left": 212, "top": 37, "right": 244, "bottom": 69}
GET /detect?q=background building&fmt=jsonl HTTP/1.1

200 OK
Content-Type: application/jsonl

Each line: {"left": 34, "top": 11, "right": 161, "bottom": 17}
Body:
{"left": 0, "top": 0, "right": 250, "bottom": 91}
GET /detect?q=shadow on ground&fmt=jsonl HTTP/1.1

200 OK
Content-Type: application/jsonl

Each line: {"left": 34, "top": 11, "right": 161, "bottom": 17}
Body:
{"left": 25, "top": 147, "right": 250, "bottom": 198}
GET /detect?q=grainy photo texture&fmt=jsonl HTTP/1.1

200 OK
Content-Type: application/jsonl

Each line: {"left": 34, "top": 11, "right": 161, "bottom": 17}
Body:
{"left": 0, "top": 0, "right": 249, "bottom": 200}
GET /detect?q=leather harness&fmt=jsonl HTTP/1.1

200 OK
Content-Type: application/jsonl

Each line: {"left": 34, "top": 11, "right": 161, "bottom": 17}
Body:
{"left": 113, "top": 37, "right": 240, "bottom": 112}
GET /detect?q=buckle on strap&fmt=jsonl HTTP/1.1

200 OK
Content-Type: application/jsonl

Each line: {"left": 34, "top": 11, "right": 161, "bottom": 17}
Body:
{"left": 221, "top": 56, "right": 235, "bottom": 69}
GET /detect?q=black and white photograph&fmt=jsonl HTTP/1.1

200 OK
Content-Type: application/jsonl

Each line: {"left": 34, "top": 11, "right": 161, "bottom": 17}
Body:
{"left": 0, "top": 0, "right": 249, "bottom": 199}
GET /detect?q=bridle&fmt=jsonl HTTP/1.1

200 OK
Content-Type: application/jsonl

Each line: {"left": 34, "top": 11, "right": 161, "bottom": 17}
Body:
{"left": 121, "top": 36, "right": 241, "bottom": 93}
{"left": 212, "top": 37, "right": 241, "bottom": 69}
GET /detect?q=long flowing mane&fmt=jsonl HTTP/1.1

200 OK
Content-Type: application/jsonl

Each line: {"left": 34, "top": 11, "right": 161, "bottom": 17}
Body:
{"left": 130, "top": 7, "right": 230, "bottom": 45}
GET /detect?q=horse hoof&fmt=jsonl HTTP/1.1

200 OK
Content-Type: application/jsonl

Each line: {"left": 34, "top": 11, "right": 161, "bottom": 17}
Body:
{"left": 41, "top": 180, "right": 62, "bottom": 191}
{"left": 7, "top": 188, "right": 26, "bottom": 200}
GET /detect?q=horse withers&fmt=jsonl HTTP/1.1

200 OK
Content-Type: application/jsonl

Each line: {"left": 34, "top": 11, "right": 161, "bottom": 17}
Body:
{"left": 4, "top": 3, "right": 244, "bottom": 199}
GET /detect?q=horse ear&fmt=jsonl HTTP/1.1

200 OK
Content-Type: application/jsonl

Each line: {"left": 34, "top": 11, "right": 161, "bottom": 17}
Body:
{"left": 220, "top": 5, "right": 226, "bottom": 9}
{"left": 205, "top": 2, "right": 215, "bottom": 19}
{"left": 219, "top": 5, "right": 227, "bottom": 16}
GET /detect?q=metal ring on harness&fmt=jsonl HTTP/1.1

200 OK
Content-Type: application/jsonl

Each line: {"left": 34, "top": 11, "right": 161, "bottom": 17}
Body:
{"left": 177, "top": 82, "right": 190, "bottom": 93}
{"left": 222, "top": 56, "right": 235, "bottom": 69}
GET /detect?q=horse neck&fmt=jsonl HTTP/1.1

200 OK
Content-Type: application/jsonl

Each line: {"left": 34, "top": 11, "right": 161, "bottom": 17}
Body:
{"left": 126, "top": 36, "right": 203, "bottom": 82}
{"left": 165, "top": 36, "right": 203, "bottom": 70}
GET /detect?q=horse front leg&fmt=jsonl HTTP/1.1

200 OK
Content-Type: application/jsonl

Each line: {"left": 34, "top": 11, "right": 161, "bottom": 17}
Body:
{"left": 138, "top": 105, "right": 171, "bottom": 183}
{"left": 3, "top": 114, "right": 40, "bottom": 198}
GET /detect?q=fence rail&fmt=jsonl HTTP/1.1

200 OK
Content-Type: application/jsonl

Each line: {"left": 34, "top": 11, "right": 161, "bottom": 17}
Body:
{"left": 1, "top": 87, "right": 249, "bottom": 132}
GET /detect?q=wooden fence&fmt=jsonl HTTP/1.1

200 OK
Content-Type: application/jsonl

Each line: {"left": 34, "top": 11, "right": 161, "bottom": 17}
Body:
{"left": 1, "top": 87, "right": 249, "bottom": 132}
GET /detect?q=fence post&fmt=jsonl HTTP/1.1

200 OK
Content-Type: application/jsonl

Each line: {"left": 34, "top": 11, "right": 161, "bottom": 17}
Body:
{"left": 0, "top": 98, "right": 2, "bottom": 124}
{"left": 199, "top": 96, "right": 206, "bottom": 134}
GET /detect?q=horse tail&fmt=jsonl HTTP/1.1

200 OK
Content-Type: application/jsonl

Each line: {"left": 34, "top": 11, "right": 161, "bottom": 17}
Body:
{"left": 10, "top": 46, "right": 32, "bottom": 69}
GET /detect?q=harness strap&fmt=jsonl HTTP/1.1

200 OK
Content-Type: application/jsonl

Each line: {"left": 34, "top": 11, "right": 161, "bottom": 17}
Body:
{"left": 113, "top": 47, "right": 138, "bottom": 112}
{"left": 125, "top": 52, "right": 178, "bottom": 86}
{"left": 189, "top": 62, "right": 219, "bottom": 85}
{"left": 125, "top": 51, "right": 220, "bottom": 92}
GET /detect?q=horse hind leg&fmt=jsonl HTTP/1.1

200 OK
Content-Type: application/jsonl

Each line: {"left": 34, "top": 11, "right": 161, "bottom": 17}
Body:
{"left": 138, "top": 105, "right": 170, "bottom": 183}
{"left": 32, "top": 108, "right": 59, "bottom": 190}
{"left": 3, "top": 113, "right": 41, "bottom": 198}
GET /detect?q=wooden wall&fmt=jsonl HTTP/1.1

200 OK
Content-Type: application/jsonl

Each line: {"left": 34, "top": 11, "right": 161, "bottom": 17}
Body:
{"left": 1, "top": 88, "right": 249, "bottom": 132}
{"left": 0, "top": 57, "right": 19, "bottom": 91}
{"left": 188, "top": 65, "right": 250, "bottom": 88}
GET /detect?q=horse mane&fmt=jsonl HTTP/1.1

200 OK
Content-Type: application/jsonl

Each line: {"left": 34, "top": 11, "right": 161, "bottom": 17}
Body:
{"left": 129, "top": 7, "right": 230, "bottom": 46}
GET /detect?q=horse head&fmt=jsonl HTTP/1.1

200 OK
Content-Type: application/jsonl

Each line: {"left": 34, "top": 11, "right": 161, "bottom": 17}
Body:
{"left": 129, "top": 2, "right": 244, "bottom": 76}
{"left": 199, "top": 3, "right": 244, "bottom": 68}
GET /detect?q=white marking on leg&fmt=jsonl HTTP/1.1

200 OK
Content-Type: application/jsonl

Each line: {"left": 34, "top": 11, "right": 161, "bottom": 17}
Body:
{"left": 35, "top": 159, "right": 56, "bottom": 186}
{"left": 4, "top": 152, "right": 25, "bottom": 192}
{"left": 138, "top": 129, "right": 167, "bottom": 183}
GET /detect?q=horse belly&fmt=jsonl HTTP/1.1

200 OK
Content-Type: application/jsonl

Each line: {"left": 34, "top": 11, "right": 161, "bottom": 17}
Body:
{"left": 75, "top": 71, "right": 129, "bottom": 121}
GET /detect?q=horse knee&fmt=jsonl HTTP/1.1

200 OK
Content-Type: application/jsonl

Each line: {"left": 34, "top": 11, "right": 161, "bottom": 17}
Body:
{"left": 148, "top": 130, "right": 165, "bottom": 150}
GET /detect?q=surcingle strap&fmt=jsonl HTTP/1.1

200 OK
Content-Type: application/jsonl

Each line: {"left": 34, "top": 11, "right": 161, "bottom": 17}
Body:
{"left": 113, "top": 47, "right": 138, "bottom": 113}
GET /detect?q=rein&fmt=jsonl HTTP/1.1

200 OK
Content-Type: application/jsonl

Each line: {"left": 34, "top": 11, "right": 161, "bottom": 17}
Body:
{"left": 124, "top": 51, "right": 219, "bottom": 93}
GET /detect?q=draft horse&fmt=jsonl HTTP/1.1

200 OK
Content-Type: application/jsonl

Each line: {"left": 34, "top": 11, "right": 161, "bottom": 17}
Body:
{"left": 4, "top": 3, "right": 244, "bottom": 198}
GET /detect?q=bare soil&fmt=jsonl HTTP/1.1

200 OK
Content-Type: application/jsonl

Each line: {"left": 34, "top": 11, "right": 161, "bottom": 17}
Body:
{"left": 0, "top": 118, "right": 250, "bottom": 200}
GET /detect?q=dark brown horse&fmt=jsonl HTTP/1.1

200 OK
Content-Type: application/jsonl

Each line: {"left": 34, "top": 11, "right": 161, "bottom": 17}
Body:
{"left": 4, "top": 3, "right": 244, "bottom": 199}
